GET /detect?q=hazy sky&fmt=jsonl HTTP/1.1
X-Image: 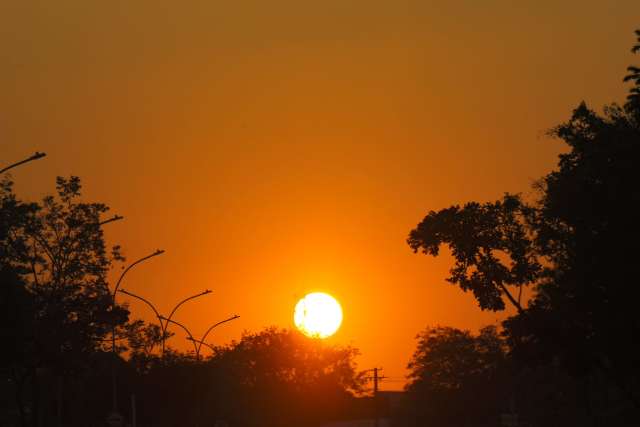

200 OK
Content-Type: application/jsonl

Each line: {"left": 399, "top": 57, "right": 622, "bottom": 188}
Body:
{"left": 2, "top": 0, "right": 639, "bottom": 389}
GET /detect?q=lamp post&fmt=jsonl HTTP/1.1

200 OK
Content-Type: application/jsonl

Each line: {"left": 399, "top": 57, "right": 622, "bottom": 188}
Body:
{"left": 110, "top": 250, "right": 164, "bottom": 414}
{"left": 1, "top": 151, "right": 45, "bottom": 427}
{"left": 0, "top": 152, "right": 46, "bottom": 174}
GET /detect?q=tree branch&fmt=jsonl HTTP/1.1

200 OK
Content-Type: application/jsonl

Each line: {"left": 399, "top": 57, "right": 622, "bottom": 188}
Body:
{"left": 496, "top": 282, "right": 524, "bottom": 314}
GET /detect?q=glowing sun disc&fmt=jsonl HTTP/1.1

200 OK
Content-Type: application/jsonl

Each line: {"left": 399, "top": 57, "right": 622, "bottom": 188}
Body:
{"left": 294, "top": 292, "right": 343, "bottom": 339}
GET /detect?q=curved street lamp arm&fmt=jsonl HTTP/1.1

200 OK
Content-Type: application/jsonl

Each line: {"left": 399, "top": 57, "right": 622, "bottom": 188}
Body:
{"left": 112, "top": 249, "right": 165, "bottom": 302}
{"left": 0, "top": 152, "right": 46, "bottom": 174}
{"left": 197, "top": 315, "right": 240, "bottom": 356}
{"left": 99, "top": 215, "right": 124, "bottom": 227}
{"left": 160, "top": 316, "right": 198, "bottom": 355}
{"left": 164, "top": 289, "right": 212, "bottom": 327}
{"left": 69, "top": 215, "right": 124, "bottom": 255}
{"left": 187, "top": 337, "right": 215, "bottom": 353}
{"left": 117, "top": 289, "right": 165, "bottom": 334}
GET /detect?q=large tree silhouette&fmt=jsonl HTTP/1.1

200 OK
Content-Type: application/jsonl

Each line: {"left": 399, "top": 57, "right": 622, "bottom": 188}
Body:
{"left": 0, "top": 175, "right": 129, "bottom": 426}
{"left": 408, "top": 30, "right": 640, "bottom": 412}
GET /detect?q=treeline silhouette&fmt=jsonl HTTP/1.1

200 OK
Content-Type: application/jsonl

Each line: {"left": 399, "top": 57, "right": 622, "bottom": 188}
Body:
{"left": 396, "top": 29, "right": 640, "bottom": 427}
{"left": 0, "top": 175, "right": 372, "bottom": 426}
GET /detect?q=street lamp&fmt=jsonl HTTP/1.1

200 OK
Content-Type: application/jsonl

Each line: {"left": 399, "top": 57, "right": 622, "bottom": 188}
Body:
{"left": 110, "top": 250, "right": 164, "bottom": 414}
{"left": 112, "top": 249, "right": 165, "bottom": 304}
{"left": 111, "top": 249, "right": 165, "bottom": 354}
{"left": 0, "top": 152, "right": 46, "bottom": 174}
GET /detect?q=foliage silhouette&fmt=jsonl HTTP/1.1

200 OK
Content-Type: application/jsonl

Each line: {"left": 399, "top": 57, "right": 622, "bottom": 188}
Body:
{"left": 401, "top": 326, "right": 509, "bottom": 427}
{"left": 407, "top": 195, "right": 538, "bottom": 312}
{"left": 125, "top": 327, "right": 366, "bottom": 427}
{"left": 407, "top": 29, "right": 640, "bottom": 422}
{"left": 397, "top": 325, "right": 600, "bottom": 427}
{"left": 0, "top": 175, "right": 129, "bottom": 426}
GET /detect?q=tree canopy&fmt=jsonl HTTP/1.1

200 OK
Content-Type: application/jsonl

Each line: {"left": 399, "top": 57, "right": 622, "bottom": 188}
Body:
{"left": 1, "top": 176, "right": 127, "bottom": 374}
{"left": 121, "top": 327, "right": 366, "bottom": 427}
{"left": 403, "top": 326, "right": 509, "bottom": 427}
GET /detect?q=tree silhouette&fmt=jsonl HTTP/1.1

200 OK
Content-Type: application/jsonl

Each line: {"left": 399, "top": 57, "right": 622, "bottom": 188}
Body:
{"left": 401, "top": 326, "right": 509, "bottom": 427}
{"left": 407, "top": 30, "right": 640, "bottom": 417}
{"left": 624, "top": 29, "right": 640, "bottom": 110}
{"left": 407, "top": 195, "right": 539, "bottom": 313}
{"left": 0, "top": 260, "right": 34, "bottom": 425}
{"left": 208, "top": 327, "right": 365, "bottom": 427}
{"left": 126, "top": 327, "right": 366, "bottom": 427}
{"left": 0, "top": 175, "right": 128, "bottom": 426}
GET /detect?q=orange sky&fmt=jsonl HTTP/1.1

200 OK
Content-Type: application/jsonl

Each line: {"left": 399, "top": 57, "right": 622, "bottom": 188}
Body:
{"left": 2, "top": 0, "right": 640, "bottom": 390}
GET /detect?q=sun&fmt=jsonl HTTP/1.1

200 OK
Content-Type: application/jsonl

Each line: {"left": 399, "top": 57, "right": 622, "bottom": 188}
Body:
{"left": 294, "top": 292, "right": 343, "bottom": 339}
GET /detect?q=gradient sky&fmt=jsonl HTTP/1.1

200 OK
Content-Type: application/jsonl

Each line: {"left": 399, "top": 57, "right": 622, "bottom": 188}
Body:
{"left": 2, "top": 1, "right": 640, "bottom": 390}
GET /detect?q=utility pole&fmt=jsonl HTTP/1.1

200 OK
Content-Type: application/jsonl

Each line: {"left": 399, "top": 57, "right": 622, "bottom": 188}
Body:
{"left": 373, "top": 367, "right": 379, "bottom": 397}
{"left": 374, "top": 368, "right": 379, "bottom": 427}
{"left": 368, "top": 367, "right": 386, "bottom": 427}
